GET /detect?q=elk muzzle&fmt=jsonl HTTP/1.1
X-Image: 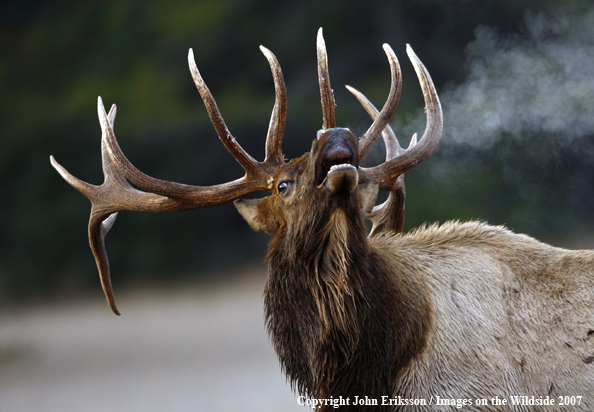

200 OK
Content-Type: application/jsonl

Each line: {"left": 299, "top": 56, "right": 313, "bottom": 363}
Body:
{"left": 313, "top": 128, "right": 360, "bottom": 194}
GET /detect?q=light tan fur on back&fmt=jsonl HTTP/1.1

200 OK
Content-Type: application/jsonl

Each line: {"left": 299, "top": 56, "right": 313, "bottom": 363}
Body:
{"left": 372, "top": 221, "right": 594, "bottom": 410}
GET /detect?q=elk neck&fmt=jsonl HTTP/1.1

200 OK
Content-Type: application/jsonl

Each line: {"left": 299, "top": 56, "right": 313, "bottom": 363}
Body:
{"left": 263, "top": 181, "right": 431, "bottom": 400}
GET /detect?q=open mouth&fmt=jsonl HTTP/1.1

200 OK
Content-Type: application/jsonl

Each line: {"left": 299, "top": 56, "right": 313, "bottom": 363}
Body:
{"left": 312, "top": 128, "right": 360, "bottom": 187}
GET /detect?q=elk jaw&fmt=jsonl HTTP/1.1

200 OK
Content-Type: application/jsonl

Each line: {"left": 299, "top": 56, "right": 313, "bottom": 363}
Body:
{"left": 312, "top": 128, "right": 360, "bottom": 194}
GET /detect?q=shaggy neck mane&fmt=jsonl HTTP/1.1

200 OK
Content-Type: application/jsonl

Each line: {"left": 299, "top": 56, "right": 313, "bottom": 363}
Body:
{"left": 313, "top": 209, "right": 356, "bottom": 332}
{"left": 264, "top": 199, "right": 431, "bottom": 402}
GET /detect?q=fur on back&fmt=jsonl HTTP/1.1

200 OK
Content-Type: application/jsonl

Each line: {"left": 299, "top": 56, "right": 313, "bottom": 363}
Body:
{"left": 371, "top": 221, "right": 594, "bottom": 410}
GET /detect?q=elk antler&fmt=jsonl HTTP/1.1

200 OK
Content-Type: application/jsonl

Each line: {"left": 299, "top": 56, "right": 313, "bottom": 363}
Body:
{"left": 346, "top": 85, "right": 407, "bottom": 235}
{"left": 342, "top": 44, "right": 441, "bottom": 233}
{"left": 316, "top": 28, "right": 403, "bottom": 155}
{"left": 356, "top": 44, "right": 402, "bottom": 158}
{"left": 50, "top": 47, "right": 288, "bottom": 314}
{"left": 317, "top": 28, "right": 336, "bottom": 130}
{"left": 358, "top": 44, "right": 442, "bottom": 191}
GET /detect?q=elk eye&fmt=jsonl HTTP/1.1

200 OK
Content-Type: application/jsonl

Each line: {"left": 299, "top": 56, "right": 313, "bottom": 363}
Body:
{"left": 277, "top": 181, "right": 292, "bottom": 195}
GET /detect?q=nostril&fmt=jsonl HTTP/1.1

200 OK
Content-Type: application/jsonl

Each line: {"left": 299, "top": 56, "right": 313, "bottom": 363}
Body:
{"left": 326, "top": 147, "right": 352, "bottom": 163}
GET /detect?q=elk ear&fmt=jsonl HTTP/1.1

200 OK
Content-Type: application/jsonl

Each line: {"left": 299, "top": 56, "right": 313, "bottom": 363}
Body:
{"left": 358, "top": 179, "right": 379, "bottom": 214}
{"left": 234, "top": 198, "right": 274, "bottom": 233}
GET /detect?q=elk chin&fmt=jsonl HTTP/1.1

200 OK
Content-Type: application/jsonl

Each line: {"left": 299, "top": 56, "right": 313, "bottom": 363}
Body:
{"left": 323, "top": 165, "right": 359, "bottom": 194}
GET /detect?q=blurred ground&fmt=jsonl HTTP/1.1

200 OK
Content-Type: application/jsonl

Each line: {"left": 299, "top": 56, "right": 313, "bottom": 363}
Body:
{"left": 0, "top": 267, "right": 305, "bottom": 412}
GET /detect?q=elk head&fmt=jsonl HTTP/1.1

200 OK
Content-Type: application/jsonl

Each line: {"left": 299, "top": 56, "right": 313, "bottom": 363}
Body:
{"left": 50, "top": 28, "right": 442, "bottom": 315}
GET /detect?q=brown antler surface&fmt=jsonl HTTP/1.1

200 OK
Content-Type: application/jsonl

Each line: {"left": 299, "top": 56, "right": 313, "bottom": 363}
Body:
{"left": 317, "top": 28, "right": 336, "bottom": 130}
{"left": 105, "top": 48, "right": 286, "bottom": 200}
{"left": 357, "top": 44, "right": 403, "bottom": 158}
{"left": 51, "top": 47, "right": 288, "bottom": 314}
{"left": 51, "top": 103, "right": 192, "bottom": 314}
{"left": 261, "top": 46, "right": 287, "bottom": 167}
{"left": 359, "top": 44, "right": 442, "bottom": 190}
{"left": 346, "top": 86, "right": 407, "bottom": 235}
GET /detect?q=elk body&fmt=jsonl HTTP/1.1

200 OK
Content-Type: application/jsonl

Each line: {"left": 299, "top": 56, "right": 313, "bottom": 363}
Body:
{"left": 51, "top": 29, "right": 594, "bottom": 410}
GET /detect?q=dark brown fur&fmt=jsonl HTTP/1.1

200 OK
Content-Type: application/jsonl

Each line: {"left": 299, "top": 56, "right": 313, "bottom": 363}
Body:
{"left": 236, "top": 146, "right": 432, "bottom": 410}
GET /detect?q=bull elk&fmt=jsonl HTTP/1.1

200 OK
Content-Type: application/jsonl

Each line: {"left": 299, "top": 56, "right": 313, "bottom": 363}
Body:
{"left": 51, "top": 29, "right": 594, "bottom": 410}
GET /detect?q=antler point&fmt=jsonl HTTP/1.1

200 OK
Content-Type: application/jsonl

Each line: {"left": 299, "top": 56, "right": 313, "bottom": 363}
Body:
{"left": 188, "top": 49, "right": 198, "bottom": 71}
{"left": 406, "top": 44, "right": 416, "bottom": 56}
{"left": 317, "top": 28, "right": 325, "bottom": 45}
{"left": 383, "top": 43, "right": 396, "bottom": 57}
{"left": 259, "top": 45, "right": 274, "bottom": 60}
{"left": 345, "top": 85, "right": 359, "bottom": 95}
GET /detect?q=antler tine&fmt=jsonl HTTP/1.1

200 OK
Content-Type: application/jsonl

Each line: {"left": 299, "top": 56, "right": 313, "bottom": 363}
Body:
{"left": 51, "top": 101, "right": 190, "bottom": 315}
{"left": 346, "top": 85, "right": 405, "bottom": 235}
{"left": 89, "top": 209, "right": 119, "bottom": 315}
{"left": 111, "top": 48, "right": 287, "bottom": 198}
{"left": 51, "top": 155, "right": 121, "bottom": 315}
{"left": 317, "top": 28, "right": 336, "bottom": 130}
{"left": 93, "top": 104, "right": 120, "bottom": 315}
{"left": 358, "top": 44, "right": 402, "bottom": 158}
{"left": 260, "top": 46, "right": 287, "bottom": 168}
{"left": 359, "top": 45, "right": 442, "bottom": 190}
{"left": 187, "top": 49, "right": 268, "bottom": 180}
{"left": 345, "top": 85, "right": 403, "bottom": 161}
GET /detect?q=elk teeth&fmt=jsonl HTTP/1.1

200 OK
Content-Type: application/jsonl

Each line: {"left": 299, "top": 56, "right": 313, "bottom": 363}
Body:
{"left": 329, "top": 163, "right": 352, "bottom": 171}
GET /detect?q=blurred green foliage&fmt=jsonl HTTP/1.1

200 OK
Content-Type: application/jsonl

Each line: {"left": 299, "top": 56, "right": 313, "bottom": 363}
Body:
{"left": 1, "top": 0, "right": 593, "bottom": 303}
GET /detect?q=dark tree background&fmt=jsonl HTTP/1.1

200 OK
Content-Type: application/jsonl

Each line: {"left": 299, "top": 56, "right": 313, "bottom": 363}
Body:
{"left": 1, "top": 0, "right": 593, "bottom": 303}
